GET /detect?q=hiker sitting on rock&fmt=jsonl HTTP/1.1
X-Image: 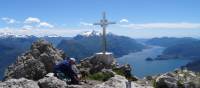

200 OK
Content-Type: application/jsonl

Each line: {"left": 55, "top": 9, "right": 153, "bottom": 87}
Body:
{"left": 54, "top": 58, "right": 80, "bottom": 84}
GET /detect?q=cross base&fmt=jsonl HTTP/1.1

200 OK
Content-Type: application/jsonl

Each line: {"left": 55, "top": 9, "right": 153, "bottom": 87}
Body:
{"left": 94, "top": 52, "right": 115, "bottom": 66}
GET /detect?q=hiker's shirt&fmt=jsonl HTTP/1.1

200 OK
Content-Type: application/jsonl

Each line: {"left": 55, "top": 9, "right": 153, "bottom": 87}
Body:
{"left": 71, "top": 64, "right": 80, "bottom": 75}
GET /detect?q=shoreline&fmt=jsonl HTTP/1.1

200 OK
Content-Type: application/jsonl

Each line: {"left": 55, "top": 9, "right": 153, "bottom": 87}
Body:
{"left": 117, "top": 45, "right": 191, "bottom": 78}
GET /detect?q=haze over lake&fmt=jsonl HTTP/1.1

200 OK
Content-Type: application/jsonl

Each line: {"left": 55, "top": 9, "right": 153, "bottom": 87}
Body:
{"left": 117, "top": 46, "right": 191, "bottom": 78}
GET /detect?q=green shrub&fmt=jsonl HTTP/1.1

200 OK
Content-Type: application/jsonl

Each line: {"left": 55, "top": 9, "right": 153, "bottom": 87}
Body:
{"left": 112, "top": 68, "right": 125, "bottom": 76}
{"left": 112, "top": 68, "right": 137, "bottom": 81}
{"left": 87, "top": 72, "right": 114, "bottom": 81}
{"left": 177, "top": 80, "right": 185, "bottom": 88}
{"left": 152, "top": 79, "right": 157, "bottom": 88}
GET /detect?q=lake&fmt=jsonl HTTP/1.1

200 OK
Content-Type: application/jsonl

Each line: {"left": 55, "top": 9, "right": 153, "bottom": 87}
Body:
{"left": 117, "top": 46, "right": 191, "bottom": 78}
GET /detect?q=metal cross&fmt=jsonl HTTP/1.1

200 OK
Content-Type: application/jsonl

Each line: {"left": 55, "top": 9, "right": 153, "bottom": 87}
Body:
{"left": 94, "top": 12, "right": 116, "bottom": 54}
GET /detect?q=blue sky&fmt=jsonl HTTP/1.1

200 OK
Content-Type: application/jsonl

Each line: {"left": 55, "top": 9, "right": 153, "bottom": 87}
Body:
{"left": 0, "top": 0, "right": 200, "bottom": 38}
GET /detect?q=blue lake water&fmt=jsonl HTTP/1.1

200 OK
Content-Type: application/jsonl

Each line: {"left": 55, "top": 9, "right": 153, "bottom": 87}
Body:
{"left": 117, "top": 46, "right": 191, "bottom": 78}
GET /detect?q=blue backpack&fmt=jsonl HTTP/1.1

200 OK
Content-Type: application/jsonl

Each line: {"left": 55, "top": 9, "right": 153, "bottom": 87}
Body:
{"left": 54, "top": 60, "right": 72, "bottom": 80}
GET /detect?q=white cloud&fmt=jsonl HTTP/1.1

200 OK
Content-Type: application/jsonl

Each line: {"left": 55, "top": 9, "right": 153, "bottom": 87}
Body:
{"left": 24, "top": 17, "right": 40, "bottom": 23}
{"left": 38, "top": 22, "right": 54, "bottom": 28}
{"left": 120, "top": 22, "right": 200, "bottom": 29}
{"left": 80, "top": 22, "right": 93, "bottom": 26}
{"left": 1, "top": 17, "right": 16, "bottom": 24}
{"left": 23, "top": 17, "right": 54, "bottom": 28}
{"left": 22, "top": 25, "right": 33, "bottom": 30}
{"left": 119, "top": 19, "right": 129, "bottom": 23}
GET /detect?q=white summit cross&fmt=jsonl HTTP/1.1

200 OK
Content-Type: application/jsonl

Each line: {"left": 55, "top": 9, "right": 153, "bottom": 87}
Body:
{"left": 94, "top": 12, "right": 116, "bottom": 54}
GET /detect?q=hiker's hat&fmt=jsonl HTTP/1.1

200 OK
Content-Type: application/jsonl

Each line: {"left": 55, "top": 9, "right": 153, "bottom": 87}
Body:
{"left": 70, "top": 58, "right": 76, "bottom": 62}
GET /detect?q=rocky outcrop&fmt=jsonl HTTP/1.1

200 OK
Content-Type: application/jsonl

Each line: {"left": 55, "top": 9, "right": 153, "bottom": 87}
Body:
{"left": 0, "top": 78, "right": 39, "bottom": 88}
{"left": 94, "top": 75, "right": 152, "bottom": 88}
{"left": 155, "top": 73, "right": 178, "bottom": 88}
{"left": 4, "top": 39, "right": 65, "bottom": 80}
{"left": 78, "top": 52, "right": 137, "bottom": 82}
{"left": 79, "top": 53, "right": 116, "bottom": 74}
{"left": 0, "top": 74, "right": 153, "bottom": 88}
{"left": 0, "top": 76, "right": 68, "bottom": 88}
{"left": 154, "top": 69, "right": 200, "bottom": 88}
{"left": 94, "top": 75, "right": 127, "bottom": 88}
{"left": 38, "top": 76, "right": 67, "bottom": 88}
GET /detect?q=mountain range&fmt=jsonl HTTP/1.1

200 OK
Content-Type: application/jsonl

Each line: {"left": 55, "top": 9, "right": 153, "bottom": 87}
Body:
{"left": 57, "top": 30, "right": 145, "bottom": 60}
{"left": 163, "top": 41, "right": 200, "bottom": 59}
{"left": 146, "top": 37, "right": 199, "bottom": 47}
{"left": 146, "top": 37, "right": 200, "bottom": 60}
{"left": 146, "top": 37, "right": 200, "bottom": 72}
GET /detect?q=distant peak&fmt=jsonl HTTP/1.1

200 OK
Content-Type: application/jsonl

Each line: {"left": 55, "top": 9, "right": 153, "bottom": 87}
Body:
{"left": 0, "top": 31, "right": 62, "bottom": 38}
{"left": 43, "top": 34, "right": 61, "bottom": 37}
{"left": 0, "top": 32, "right": 30, "bottom": 38}
{"left": 79, "top": 30, "right": 101, "bottom": 37}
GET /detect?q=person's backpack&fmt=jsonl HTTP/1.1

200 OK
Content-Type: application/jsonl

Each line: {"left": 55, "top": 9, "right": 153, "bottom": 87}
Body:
{"left": 55, "top": 60, "right": 70, "bottom": 72}
{"left": 54, "top": 60, "right": 71, "bottom": 80}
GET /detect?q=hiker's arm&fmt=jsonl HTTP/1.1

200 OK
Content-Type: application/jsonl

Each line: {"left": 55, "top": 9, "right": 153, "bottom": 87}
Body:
{"left": 71, "top": 65, "right": 80, "bottom": 74}
{"left": 71, "top": 65, "right": 82, "bottom": 80}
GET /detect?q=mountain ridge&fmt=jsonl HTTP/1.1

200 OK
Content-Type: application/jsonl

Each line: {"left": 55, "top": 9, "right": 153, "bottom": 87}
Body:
{"left": 146, "top": 37, "right": 199, "bottom": 47}
{"left": 57, "top": 31, "right": 145, "bottom": 60}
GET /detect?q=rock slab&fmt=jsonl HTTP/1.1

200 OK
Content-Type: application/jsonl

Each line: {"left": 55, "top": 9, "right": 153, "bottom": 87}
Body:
{"left": 0, "top": 78, "right": 39, "bottom": 88}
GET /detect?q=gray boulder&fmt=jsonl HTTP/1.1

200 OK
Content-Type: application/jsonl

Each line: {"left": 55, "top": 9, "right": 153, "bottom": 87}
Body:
{"left": 93, "top": 75, "right": 128, "bottom": 88}
{"left": 38, "top": 76, "right": 67, "bottom": 88}
{"left": 155, "top": 74, "right": 178, "bottom": 88}
{"left": 154, "top": 69, "right": 200, "bottom": 88}
{"left": 93, "top": 75, "right": 152, "bottom": 88}
{"left": 0, "top": 78, "right": 39, "bottom": 88}
{"left": 67, "top": 85, "right": 83, "bottom": 88}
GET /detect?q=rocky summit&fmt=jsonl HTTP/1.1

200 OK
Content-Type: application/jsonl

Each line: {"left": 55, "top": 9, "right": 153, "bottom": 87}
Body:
{"left": 0, "top": 39, "right": 145, "bottom": 88}
{"left": 3, "top": 39, "right": 65, "bottom": 80}
{"left": 1, "top": 39, "right": 200, "bottom": 88}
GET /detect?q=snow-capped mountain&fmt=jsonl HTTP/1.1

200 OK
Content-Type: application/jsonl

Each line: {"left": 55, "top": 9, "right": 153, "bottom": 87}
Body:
{"left": 0, "top": 31, "right": 62, "bottom": 38}
{"left": 79, "top": 30, "right": 101, "bottom": 37}
{"left": 0, "top": 29, "right": 114, "bottom": 38}
{"left": 58, "top": 31, "right": 145, "bottom": 59}
{"left": 78, "top": 30, "right": 116, "bottom": 37}
{"left": 0, "top": 32, "right": 30, "bottom": 38}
